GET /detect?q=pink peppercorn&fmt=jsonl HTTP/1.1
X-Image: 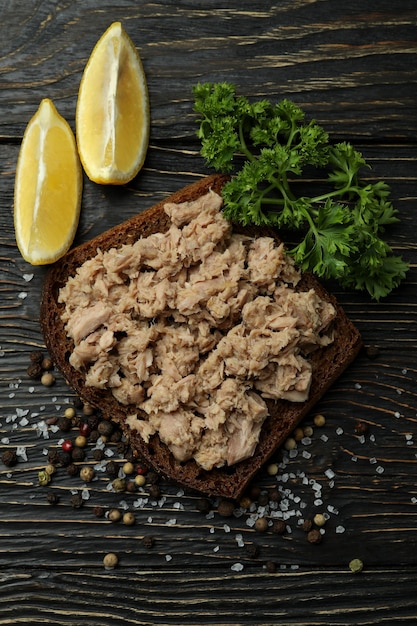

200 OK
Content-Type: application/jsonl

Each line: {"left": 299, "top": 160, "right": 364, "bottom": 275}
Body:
{"left": 61, "top": 439, "right": 73, "bottom": 453}
{"left": 79, "top": 422, "right": 91, "bottom": 437}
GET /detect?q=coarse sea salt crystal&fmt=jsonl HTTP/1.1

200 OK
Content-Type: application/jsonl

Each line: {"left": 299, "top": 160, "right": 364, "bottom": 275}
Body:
{"left": 166, "top": 518, "right": 177, "bottom": 526}
{"left": 213, "top": 545, "right": 220, "bottom": 552}
{"left": 165, "top": 554, "right": 172, "bottom": 562}
{"left": 335, "top": 525, "right": 346, "bottom": 534}
{"left": 23, "top": 273, "right": 34, "bottom": 282}
{"left": 376, "top": 466, "right": 385, "bottom": 474}
{"left": 231, "top": 563, "right": 244, "bottom": 572}
{"left": 336, "top": 427, "right": 344, "bottom": 435}
{"left": 325, "top": 469, "right": 335, "bottom": 480}
{"left": 16, "top": 446, "right": 27, "bottom": 461}
{"left": 235, "top": 534, "right": 244, "bottom": 547}
{"left": 1, "top": 437, "right": 9, "bottom": 445}
{"left": 18, "top": 292, "right": 27, "bottom": 300}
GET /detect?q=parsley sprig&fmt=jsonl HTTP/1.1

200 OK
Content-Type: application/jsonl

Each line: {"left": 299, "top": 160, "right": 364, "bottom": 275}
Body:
{"left": 193, "top": 82, "right": 408, "bottom": 300}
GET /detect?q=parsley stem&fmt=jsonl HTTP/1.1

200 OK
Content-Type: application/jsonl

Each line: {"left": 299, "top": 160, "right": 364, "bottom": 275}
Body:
{"left": 311, "top": 186, "right": 350, "bottom": 205}
{"left": 238, "top": 120, "right": 255, "bottom": 162}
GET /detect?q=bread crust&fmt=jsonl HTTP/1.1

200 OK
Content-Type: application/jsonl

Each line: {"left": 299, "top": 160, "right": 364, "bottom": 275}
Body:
{"left": 40, "top": 174, "right": 362, "bottom": 499}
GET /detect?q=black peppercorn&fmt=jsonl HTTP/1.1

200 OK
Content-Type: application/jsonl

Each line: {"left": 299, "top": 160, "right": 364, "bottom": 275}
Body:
{"left": 258, "top": 491, "right": 269, "bottom": 506}
{"left": 58, "top": 451, "right": 72, "bottom": 467}
{"left": 27, "top": 362, "right": 43, "bottom": 379}
{"left": 1, "top": 449, "right": 17, "bottom": 467}
{"left": 48, "top": 449, "right": 61, "bottom": 465}
{"left": 148, "top": 484, "right": 161, "bottom": 499}
{"left": 71, "top": 447, "right": 86, "bottom": 462}
{"left": 302, "top": 519, "right": 313, "bottom": 532}
{"left": 86, "top": 414, "right": 99, "bottom": 430}
{"left": 57, "top": 416, "right": 72, "bottom": 433}
{"left": 111, "top": 430, "right": 122, "bottom": 443}
{"left": 105, "top": 460, "right": 119, "bottom": 478}
{"left": 272, "top": 520, "right": 287, "bottom": 535}
{"left": 47, "top": 492, "right": 60, "bottom": 505}
{"left": 265, "top": 561, "right": 277, "bottom": 573}
{"left": 89, "top": 430, "right": 100, "bottom": 443}
{"left": 92, "top": 449, "right": 105, "bottom": 462}
{"left": 217, "top": 499, "right": 235, "bottom": 517}
{"left": 142, "top": 536, "right": 155, "bottom": 549}
{"left": 66, "top": 463, "right": 79, "bottom": 477}
{"left": 93, "top": 506, "right": 105, "bottom": 518}
{"left": 307, "top": 529, "right": 322, "bottom": 544}
{"left": 196, "top": 497, "right": 212, "bottom": 514}
{"left": 70, "top": 493, "right": 83, "bottom": 509}
{"left": 97, "top": 420, "right": 114, "bottom": 437}
{"left": 126, "top": 481, "right": 137, "bottom": 493}
{"left": 269, "top": 488, "right": 281, "bottom": 503}
{"left": 354, "top": 420, "right": 368, "bottom": 435}
{"left": 29, "top": 350, "right": 43, "bottom": 364}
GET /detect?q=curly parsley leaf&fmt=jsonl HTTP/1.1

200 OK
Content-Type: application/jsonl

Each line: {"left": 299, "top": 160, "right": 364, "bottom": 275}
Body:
{"left": 192, "top": 82, "right": 408, "bottom": 299}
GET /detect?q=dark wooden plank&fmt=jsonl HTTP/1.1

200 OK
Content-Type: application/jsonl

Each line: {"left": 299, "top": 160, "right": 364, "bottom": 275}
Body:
{"left": 1, "top": 568, "right": 417, "bottom": 625}
{"left": 0, "top": 1, "right": 416, "bottom": 141}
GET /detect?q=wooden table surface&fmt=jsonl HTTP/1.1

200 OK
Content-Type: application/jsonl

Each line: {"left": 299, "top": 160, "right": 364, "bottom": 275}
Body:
{"left": 1, "top": 1, "right": 416, "bottom": 624}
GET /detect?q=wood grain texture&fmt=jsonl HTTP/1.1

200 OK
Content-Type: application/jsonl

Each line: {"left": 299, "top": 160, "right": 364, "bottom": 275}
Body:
{"left": 1, "top": 0, "right": 417, "bottom": 623}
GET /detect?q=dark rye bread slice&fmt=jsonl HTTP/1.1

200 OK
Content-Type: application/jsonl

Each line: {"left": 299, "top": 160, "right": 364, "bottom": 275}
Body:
{"left": 40, "top": 173, "right": 362, "bottom": 500}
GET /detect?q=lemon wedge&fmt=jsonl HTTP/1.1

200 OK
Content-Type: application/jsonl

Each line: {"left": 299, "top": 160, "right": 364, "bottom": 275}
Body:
{"left": 76, "top": 21, "right": 150, "bottom": 185}
{"left": 14, "top": 98, "right": 83, "bottom": 265}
